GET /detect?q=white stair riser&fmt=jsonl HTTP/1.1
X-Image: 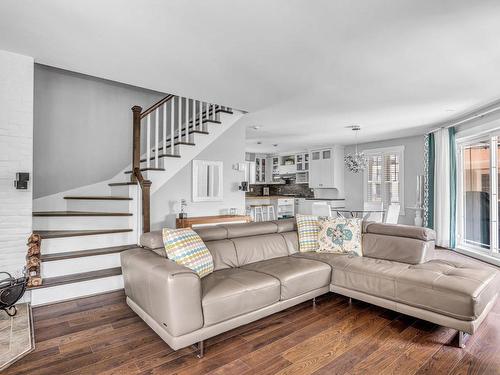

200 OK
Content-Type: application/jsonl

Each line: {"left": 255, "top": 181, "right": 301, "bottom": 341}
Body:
{"left": 41, "top": 253, "right": 121, "bottom": 278}
{"left": 33, "top": 215, "right": 132, "bottom": 231}
{"left": 29, "top": 275, "right": 123, "bottom": 306}
{"left": 66, "top": 199, "right": 132, "bottom": 212}
{"left": 41, "top": 232, "right": 135, "bottom": 254}
{"left": 109, "top": 185, "right": 138, "bottom": 196}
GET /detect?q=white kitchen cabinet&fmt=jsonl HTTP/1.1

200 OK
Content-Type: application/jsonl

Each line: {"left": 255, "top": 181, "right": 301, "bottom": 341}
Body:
{"left": 308, "top": 146, "right": 344, "bottom": 191}
{"left": 254, "top": 155, "right": 267, "bottom": 183}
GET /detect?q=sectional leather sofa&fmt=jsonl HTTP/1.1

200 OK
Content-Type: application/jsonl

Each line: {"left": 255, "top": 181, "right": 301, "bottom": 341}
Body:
{"left": 121, "top": 219, "right": 499, "bottom": 357}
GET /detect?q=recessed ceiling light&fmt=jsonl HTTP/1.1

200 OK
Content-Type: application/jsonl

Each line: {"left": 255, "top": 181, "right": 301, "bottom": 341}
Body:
{"left": 251, "top": 125, "right": 261, "bottom": 130}
{"left": 273, "top": 144, "right": 278, "bottom": 147}
{"left": 257, "top": 141, "right": 262, "bottom": 145}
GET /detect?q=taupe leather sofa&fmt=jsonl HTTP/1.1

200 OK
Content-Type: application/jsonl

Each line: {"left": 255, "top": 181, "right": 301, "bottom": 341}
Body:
{"left": 121, "top": 219, "right": 499, "bottom": 356}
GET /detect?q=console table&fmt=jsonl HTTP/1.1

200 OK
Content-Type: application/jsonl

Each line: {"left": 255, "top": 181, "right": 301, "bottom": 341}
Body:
{"left": 176, "top": 215, "right": 251, "bottom": 228}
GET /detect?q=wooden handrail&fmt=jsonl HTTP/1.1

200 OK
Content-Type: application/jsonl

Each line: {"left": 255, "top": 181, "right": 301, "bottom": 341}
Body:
{"left": 140, "top": 94, "right": 175, "bottom": 119}
{"left": 133, "top": 167, "right": 152, "bottom": 233}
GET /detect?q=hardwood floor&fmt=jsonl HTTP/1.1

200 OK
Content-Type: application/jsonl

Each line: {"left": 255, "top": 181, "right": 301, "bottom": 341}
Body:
{"left": 4, "top": 291, "right": 500, "bottom": 375}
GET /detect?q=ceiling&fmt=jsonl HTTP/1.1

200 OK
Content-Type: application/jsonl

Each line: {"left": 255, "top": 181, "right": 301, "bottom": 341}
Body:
{"left": 1, "top": 0, "right": 500, "bottom": 152}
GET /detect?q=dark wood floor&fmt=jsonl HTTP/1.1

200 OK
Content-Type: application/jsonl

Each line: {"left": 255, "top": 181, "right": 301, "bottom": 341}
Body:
{"left": 5, "top": 290, "right": 500, "bottom": 375}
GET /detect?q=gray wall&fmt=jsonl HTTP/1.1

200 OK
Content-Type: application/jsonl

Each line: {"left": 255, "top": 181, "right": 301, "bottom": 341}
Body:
{"left": 151, "top": 121, "right": 246, "bottom": 229}
{"left": 34, "top": 65, "right": 165, "bottom": 198}
{"left": 344, "top": 134, "right": 425, "bottom": 225}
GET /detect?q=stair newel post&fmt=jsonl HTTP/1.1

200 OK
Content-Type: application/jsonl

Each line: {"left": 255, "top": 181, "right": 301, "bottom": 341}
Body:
{"left": 131, "top": 105, "right": 143, "bottom": 183}
{"left": 142, "top": 179, "right": 152, "bottom": 233}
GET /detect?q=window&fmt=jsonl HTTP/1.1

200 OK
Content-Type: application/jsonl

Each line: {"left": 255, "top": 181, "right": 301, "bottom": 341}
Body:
{"left": 363, "top": 146, "right": 404, "bottom": 209}
{"left": 457, "top": 134, "right": 500, "bottom": 261}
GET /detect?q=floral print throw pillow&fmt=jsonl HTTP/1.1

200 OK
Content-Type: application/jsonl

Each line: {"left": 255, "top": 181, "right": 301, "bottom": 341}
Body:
{"left": 317, "top": 217, "right": 362, "bottom": 256}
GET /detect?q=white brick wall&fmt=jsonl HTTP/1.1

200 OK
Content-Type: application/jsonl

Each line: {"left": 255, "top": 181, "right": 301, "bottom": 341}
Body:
{"left": 0, "top": 50, "right": 34, "bottom": 275}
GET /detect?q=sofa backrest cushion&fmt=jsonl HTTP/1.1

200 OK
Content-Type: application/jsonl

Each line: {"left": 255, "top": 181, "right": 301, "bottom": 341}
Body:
{"left": 204, "top": 239, "right": 239, "bottom": 271}
{"left": 362, "top": 233, "right": 433, "bottom": 264}
{"left": 194, "top": 226, "right": 228, "bottom": 241}
{"left": 364, "top": 222, "right": 436, "bottom": 241}
{"left": 231, "top": 233, "right": 289, "bottom": 266}
{"left": 140, "top": 230, "right": 163, "bottom": 250}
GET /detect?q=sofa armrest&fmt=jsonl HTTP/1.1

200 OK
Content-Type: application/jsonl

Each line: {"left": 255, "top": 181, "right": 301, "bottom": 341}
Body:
{"left": 121, "top": 248, "right": 203, "bottom": 337}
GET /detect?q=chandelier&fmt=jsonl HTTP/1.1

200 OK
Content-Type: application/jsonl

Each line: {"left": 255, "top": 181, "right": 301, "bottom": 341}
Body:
{"left": 344, "top": 126, "right": 367, "bottom": 173}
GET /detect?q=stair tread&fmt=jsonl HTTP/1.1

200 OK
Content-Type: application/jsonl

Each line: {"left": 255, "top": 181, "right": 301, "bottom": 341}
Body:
{"left": 140, "top": 154, "right": 181, "bottom": 163}
{"left": 64, "top": 196, "right": 132, "bottom": 200}
{"left": 41, "top": 244, "right": 137, "bottom": 262}
{"left": 124, "top": 167, "right": 165, "bottom": 174}
{"left": 33, "top": 211, "right": 133, "bottom": 217}
{"left": 108, "top": 182, "right": 137, "bottom": 186}
{"left": 34, "top": 229, "right": 133, "bottom": 239}
{"left": 28, "top": 267, "right": 122, "bottom": 290}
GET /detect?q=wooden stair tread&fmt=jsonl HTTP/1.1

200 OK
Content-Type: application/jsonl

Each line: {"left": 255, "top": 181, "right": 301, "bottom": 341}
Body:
{"left": 140, "top": 154, "right": 181, "bottom": 163}
{"left": 124, "top": 167, "right": 165, "bottom": 174}
{"left": 64, "top": 196, "right": 132, "bottom": 200}
{"left": 108, "top": 182, "right": 137, "bottom": 186}
{"left": 28, "top": 267, "right": 122, "bottom": 290}
{"left": 41, "top": 245, "right": 137, "bottom": 262}
{"left": 34, "top": 229, "right": 133, "bottom": 239}
{"left": 216, "top": 108, "right": 233, "bottom": 114}
{"left": 33, "top": 211, "right": 133, "bottom": 217}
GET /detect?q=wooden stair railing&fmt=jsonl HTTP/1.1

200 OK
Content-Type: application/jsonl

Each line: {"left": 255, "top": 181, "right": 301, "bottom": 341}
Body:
{"left": 131, "top": 94, "right": 232, "bottom": 233}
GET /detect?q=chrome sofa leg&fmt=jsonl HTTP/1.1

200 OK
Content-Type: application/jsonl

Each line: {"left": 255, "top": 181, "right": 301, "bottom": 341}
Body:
{"left": 458, "top": 331, "right": 470, "bottom": 348}
{"left": 192, "top": 340, "right": 204, "bottom": 358}
{"left": 312, "top": 297, "right": 316, "bottom": 307}
{"left": 348, "top": 297, "right": 352, "bottom": 305}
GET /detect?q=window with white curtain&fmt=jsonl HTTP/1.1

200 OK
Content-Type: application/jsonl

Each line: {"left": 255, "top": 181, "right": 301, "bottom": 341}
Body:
{"left": 363, "top": 146, "right": 404, "bottom": 209}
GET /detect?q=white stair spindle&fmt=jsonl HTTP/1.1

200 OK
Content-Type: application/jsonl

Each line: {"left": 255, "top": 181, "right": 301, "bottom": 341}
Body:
{"left": 146, "top": 114, "right": 151, "bottom": 169}
{"left": 185, "top": 98, "right": 189, "bottom": 143}
{"left": 199, "top": 102, "right": 204, "bottom": 131}
{"left": 154, "top": 108, "right": 159, "bottom": 168}
{"left": 178, "top": 97, "right": 183, "bottom": 144}
{"left": 163, "top": 103, "right": 167, "bottom": 156}
{"left": 192, "top": 98, "right": 196, "bottom": 135}
{"left": 170, "top": 98, "right": 175, "bottom": 155}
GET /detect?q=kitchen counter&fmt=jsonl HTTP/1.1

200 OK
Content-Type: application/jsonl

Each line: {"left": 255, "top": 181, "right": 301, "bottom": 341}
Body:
{"left": 245, "top": 195, "right": 303, "bottom": 199}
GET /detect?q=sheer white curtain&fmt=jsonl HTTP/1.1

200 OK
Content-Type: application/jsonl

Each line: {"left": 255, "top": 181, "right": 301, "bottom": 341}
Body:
{"left": 434, "top": 128, "right": 451, "bottom": 247}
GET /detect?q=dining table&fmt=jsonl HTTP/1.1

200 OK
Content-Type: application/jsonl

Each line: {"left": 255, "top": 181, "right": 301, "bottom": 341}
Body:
{"left": 332, "top": 208, "right": 385, "bottom": 220}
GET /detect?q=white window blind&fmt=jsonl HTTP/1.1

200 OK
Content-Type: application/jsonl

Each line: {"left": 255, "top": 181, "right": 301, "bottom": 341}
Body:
{"left": 364, "top": 146, "right": 404, "bottom": 209}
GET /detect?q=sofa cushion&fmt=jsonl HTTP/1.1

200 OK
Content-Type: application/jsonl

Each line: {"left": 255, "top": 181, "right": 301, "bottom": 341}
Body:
{"left": 362, "top": 233, "right": 433, "bottom": 264}
{"left": 201, "top": 268, "right": 280, "bottom": 326}
{"left": 395, "top": 259, "right": 498, "bottom": 321}
{"left": 317, "top": 217, "right": 362, "bottom": 256}
{"left": 296, "top": 214, "right": 320, "bottom": 252}
{"left": 140, "top": 230, "right": 163, "bottom": 250}
{"left": 281, "top": 231, "right": 299, "bottom": 254}
{"left": 194, "top": 226, "right": 228, "bottom": 241}
{"left": 162, "top": 228, "right": 214, "bottom": 278}
{"left": 232, "top": 233, "right": 289, "bottom": 266}
{"left": 205, "top": 239, "right": 239, "bottom": 271}
{"left": 221, "top": 221, "right": 278, "bottom": 238}
{"left": 364, "top": 222, "right": 436, "bottom": 241}
{"left": 331, "top": 256, "right": 410, "bottom": 299}
{"left": 272, "top": 219, "right": 297, "bottom": 233}
{"left": 242, "top": 256, "right": 331, "bottom": 300}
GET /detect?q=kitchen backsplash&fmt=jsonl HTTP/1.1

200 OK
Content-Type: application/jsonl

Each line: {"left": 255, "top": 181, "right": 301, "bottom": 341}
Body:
{"left": 249, "top": 183, "right": 314, "bottom": 198}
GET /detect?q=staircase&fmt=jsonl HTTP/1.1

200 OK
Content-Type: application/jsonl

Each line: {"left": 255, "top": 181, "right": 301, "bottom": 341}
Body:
{"left": 29, "top": 95, "right": 243, "bottom": 305}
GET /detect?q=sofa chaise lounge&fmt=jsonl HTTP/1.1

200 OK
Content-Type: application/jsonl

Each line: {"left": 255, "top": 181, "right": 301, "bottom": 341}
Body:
{"left": 121, "top": 219, "right": 499, "bottom": 357}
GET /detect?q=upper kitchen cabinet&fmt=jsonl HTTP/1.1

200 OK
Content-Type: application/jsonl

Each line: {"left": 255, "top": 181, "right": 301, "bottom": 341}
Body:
{"left": 309, "top": 146, "right": 344, "bottom": 190}
{"left": 254, "top": 154, "right": 267, "bottom": 183}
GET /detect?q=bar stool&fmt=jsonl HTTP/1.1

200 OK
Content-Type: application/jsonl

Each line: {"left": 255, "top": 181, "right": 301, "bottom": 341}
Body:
{"left": 262, "top": 204, "right": 276, "bottom": 221}
{"left": 250, "top": 205, "right": 264, "bottom": 222}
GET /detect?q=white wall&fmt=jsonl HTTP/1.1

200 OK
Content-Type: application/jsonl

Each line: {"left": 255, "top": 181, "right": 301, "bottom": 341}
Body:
{"left": 344, "top": 134, "right": 425, "bottom": 225}
{"left": 34, "top": 65, "right": 165, "bottom": 199}
{"left": 0, "top": 50, "right": 34, "bottom": 274}
{"left": 151, "top": 122, "right": 246, "bottom": 229}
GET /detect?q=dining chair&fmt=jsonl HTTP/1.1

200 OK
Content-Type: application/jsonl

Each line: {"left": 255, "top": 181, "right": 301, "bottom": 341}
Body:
{"left": 363, "top": 201, "right": 384, "bottom": 222}
{"left": 312, "top": 202, "right": 332, "bottom": 218}
{"left": 384, "top": 203, "right": 400, "bottom": 224}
